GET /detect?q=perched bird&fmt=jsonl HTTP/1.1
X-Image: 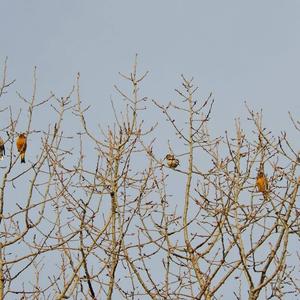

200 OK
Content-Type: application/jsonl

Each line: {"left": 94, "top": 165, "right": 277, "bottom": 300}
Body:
{"left": 165, "top": 154, "right": 179, "bottom": 169}
{"left": 256, "top": 170, "right": 268, "bottom": 197}
{"left": 16, "top": 133, "right": 27, "bottom": 163}
{"left": 0, "top": 137, "right": 5, "bottom": 160}
{"left": 297, "top": 151, "right": 300, "bottom": 163}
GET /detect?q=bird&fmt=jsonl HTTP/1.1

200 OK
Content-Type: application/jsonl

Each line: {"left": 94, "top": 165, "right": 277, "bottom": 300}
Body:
{"left": 16, "top": 133, "right": 27, "bottom": 163}
{"left": 0, "top": 137, "right": 5, "bottom": 160}
{"left": 256, "top": 170, "right": 268, "bottom": 197}
{"left": 297, "top": 152, "right": 300, "bottom": 163}
{"left": 165, "top": 154, "right": 179, "bottom": 169}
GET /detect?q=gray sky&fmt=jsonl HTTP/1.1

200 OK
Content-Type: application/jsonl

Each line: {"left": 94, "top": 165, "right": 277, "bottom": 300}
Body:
{"left": 2, "top": 0, "right": 300, "bottom": 136}
{"left": 1, "top": 1, "right": 300, "bottom": 297}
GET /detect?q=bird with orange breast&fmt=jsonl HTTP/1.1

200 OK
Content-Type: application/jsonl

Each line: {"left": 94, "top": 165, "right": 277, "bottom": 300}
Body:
{"left": 256, "top": 170, "right": 269, "bottom": 199}
{"left": 16, "top": 133, "right": 27, "bottom": 163}
{"left": 165, "top": 154, "right": 179, "bottom": 169}
{"left": 0, "top": 137, "right": 5, "bottom": 160}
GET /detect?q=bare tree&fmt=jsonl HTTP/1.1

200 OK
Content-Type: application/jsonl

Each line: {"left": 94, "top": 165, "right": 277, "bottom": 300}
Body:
{"left": 0, "top": 56, "right": 299, "bottom": 299}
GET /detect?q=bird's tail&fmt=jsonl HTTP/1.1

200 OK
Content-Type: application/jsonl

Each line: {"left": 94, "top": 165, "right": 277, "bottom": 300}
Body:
{"left": 21, "top": 153, "right": 25, "bottom": 163}
{"left": 0, "top": 148, "right": 4, "bottom": 160}
{"left": 263, "top": 191, "right": 269, "bottom": 201}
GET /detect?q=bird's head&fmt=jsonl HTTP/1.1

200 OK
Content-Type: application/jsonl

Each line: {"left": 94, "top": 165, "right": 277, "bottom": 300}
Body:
{"left": 257, "top": 170, "right": 265, "bottom": 178}
{"left": 165, "top": 154, "right": 174, "bottom": 160}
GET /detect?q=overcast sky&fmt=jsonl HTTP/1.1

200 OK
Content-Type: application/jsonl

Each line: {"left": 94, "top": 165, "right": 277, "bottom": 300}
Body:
{"left": 2, "top": 1, "right": 300, "bottom": 137}
{"left": 1, "top": 1, "right": 300, "bottom": 297}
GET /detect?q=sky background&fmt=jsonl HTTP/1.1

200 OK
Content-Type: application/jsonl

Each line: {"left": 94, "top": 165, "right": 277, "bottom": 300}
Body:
{"left": 1, "top": 0, "right": 300, "bottom": 139}
{"left": 1, "top": 1, "right": 300, "bottom": 298}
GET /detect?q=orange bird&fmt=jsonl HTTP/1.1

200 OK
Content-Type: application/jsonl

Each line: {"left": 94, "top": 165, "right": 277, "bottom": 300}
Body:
{"left": 256, "top": 170, "right": 268, "bottom": 196}
{"left": 0, "top": 137, "right": 5, "bottom": 160}
{"left": 16, "top": 133, "right": 27, "bottom": 163}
